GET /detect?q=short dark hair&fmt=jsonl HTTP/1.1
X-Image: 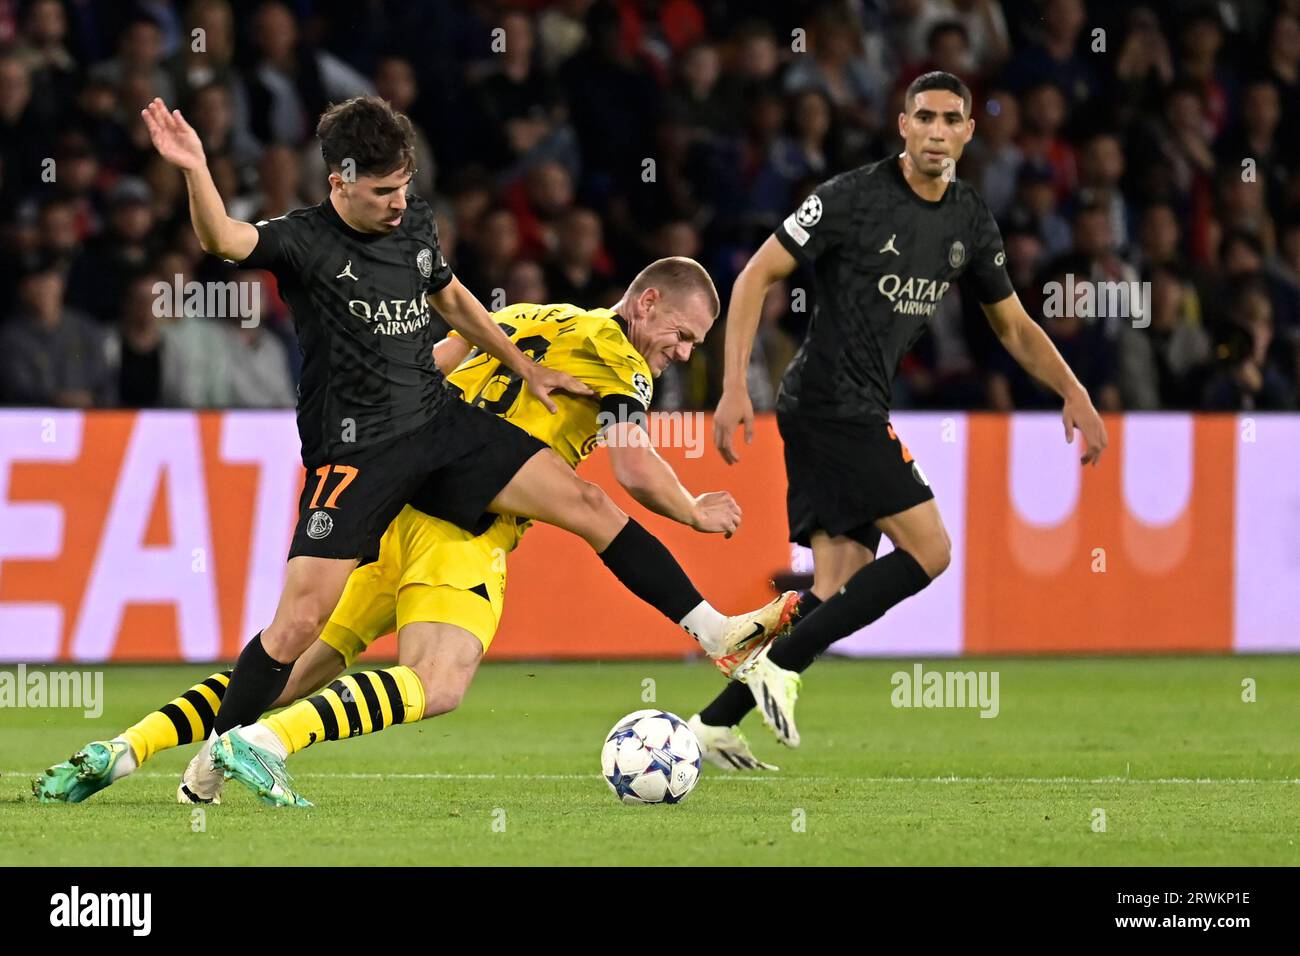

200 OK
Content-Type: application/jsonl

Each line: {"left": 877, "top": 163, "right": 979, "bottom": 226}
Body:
{"left": 317, "top": 95, "right": 416, "bottom": 179}
{"left": 905, "top": 71, "right": 972, "bottom": 117}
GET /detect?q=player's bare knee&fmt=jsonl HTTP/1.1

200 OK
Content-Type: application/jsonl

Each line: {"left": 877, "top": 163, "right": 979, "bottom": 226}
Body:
{"left": 917, "top": 538, "right": 951, "bottom": 579}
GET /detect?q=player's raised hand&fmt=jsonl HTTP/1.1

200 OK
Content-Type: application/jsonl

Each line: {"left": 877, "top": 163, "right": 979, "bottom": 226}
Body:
{"left": 690, "top": 491, "right": 742, "bottom": 537}
{"left": 141, "top": 98, "right": 206, "bottom": 171}
{"left": 524, "top": 365, "right": 593, "bottom": 414}
{"left": 714, "top": 387, "right": 754, "bottom": 465}
{"left": 1062, "top": 388, "right": 1107, "bottom": 466}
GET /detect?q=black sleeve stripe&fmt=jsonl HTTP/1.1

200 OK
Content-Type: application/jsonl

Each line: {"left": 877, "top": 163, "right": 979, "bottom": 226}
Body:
{"left": 598, "top": 393, "right": 649, "bottom": 429}
{"left": 773, "top": 224, "right": 811, "bottom": 265}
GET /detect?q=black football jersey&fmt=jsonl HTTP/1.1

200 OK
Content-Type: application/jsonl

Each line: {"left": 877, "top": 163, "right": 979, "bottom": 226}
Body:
{"left": 774, "top": 156, "right": 1014, "bottom": 421}
{"left": 241, "top": 194, "right": 455, "bottom": 466}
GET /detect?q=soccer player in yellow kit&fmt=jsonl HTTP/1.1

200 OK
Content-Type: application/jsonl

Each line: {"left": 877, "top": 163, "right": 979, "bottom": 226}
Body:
{"left": 33, "top": 257, "right": 794, "bottom": 807}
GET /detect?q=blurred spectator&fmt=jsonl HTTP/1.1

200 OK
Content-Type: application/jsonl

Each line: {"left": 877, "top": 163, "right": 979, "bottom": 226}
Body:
{"left": 222, "top": 271, "right": 297, "bottom": 408}
{"left": 468, "top": 11, "right": 572, "bottom": 176}
{"left": 89, "top": 11, "right": 176, "bottom": 108}
{"left": 990, "top": 255, "right": 1121, "bottom": 411}
{"left": 915, "top": 1, "right": 1011, "bottom": 75}
{"left": 229, "top": 145, "right": 307, "bottom": 222}
{"left": 11, "top": 0, "right": 77, "bottom": 127}
{"left": 373, "top": 56, "right": 436, "bottom": 199}
{"left": 964, "top": 89, "right": 1022, "bottom": 219}
{"left": 1006, "top": 160, "right": 1071, "bottom": 258}
{"left": 457, "top": 207, "right": 521, "bottom": 299}
{"left": 1068, "top": 132, "right": 1132, "bottom": 250}
{"left": 546, "top": 206, "right": 612, "bottom": 305}
{"left": 1119, "top": 265, "right": 1211, "bottom": 408}
{"left": 784, "top": 4, "right": 883, "bottom": 134}
{"left": 504, "top": 259, "right": 549, "bottom": 306}
{"left": 1215, "top": 79, "right": 1291, "bottom": 215}
{"left": 66, "top": 177, "right": 158, "bottom": 323}
{"left": 559, "top": 1, "right": 661, "bottom": 197}
{"left": 243, "top": 1, "right": 372, "bottom": 147}
{"left": 116, "top": 272, "right": 165, "bottom": 407}
{"left": 0, "top": 1, "right": 1298, "bottom": 413}
{"left": 1001, "top": 0, "right": 1098, "bottom": 109}
{"left": 1202, "top": 279, "right": 1295, "bottom": 409}
{"left": 0, "top": 260, "right": 115, "bottom": 407}
{"left": 1016, "top": 81, "right": 1076, "bottom": 199}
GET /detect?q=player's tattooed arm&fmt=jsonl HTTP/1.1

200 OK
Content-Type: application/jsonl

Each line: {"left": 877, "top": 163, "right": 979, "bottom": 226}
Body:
{"left": 715, "top": 235, "right": 800, "bottom": 464}
{"left": 427, "top": 277, "right": 592, "bottom": 413}
{"left": 607, "top": 426, "right": 741, "bottom": 536}
{"left": 141, "top": 98, "right": 258, "bottom": 261}
{"left": 982, "top": 292, "right": 1109, "bottom": 466}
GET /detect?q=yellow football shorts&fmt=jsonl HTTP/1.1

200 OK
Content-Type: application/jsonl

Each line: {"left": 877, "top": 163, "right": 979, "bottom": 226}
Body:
{"left": 320, "top": 505, "right": 524, "bottom": 667}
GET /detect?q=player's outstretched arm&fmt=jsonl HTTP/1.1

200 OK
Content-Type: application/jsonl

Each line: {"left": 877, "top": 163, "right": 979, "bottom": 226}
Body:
{"left": 716, "top": 236, "right": 799, "bottom": 464}
{"left": 982, "top": 292, "right": 1108, "bottom": 465}
{"left": 607, "top": 425, "right": 741, "bottom": 536}
{"left": 141, "top": 98, "right": 258, "bottom": 261}
{"left": 427, "top": 277, "right": 592, "bottom": 413}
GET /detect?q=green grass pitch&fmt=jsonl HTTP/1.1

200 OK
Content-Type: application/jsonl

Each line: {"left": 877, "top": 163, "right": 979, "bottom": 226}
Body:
{"left": 2, "top": 658, "right": 1298, "bottom": 866}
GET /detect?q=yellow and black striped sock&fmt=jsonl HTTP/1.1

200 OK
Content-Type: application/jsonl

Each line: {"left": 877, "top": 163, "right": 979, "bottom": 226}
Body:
{"left": 119, "top": 671, "right": 232, "bottom": 764}
{"left": 264, "top": 666, "right": 425, "bottom": 755}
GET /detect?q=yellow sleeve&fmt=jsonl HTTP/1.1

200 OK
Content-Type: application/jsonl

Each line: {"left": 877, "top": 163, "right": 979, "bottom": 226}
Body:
{"left": 584, "top": 322, "right": 654, "bottom": 409}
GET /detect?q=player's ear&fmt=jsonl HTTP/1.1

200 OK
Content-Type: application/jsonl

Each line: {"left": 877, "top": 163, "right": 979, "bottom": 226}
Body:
{"left": 328, "top": 171, "right": 344, "bottom": 192}
{"left": 964, "top": 117, "right": 975, "bottom": 144}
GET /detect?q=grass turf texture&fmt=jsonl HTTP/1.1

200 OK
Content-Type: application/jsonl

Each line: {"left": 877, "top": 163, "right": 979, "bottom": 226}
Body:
{"left": 2, "top": 658, "right": 1297, "bottom": 866}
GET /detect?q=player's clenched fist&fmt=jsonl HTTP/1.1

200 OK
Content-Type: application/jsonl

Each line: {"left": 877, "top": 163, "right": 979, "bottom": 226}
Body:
{"left": 690, "top": 491, "right": 742, "bottom": 536}
{"left": 141, "top": 97, "right": 206, "bottom": 171}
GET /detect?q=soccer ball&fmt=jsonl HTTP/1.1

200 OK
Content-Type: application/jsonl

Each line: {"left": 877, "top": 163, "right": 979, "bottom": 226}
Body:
{"left": 600, "top": 709, "right": 702, "bottom": 804}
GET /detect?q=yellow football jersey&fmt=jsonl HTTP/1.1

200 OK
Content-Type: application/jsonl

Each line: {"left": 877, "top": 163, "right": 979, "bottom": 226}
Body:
{"left": 447, "top": 303, "right": 654, "bottom": 467}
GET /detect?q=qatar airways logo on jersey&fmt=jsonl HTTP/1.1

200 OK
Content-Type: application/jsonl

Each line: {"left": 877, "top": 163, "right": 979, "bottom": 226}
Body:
{"left": 347, "top": 297, "right": 431, "bottom": 335}
{"left": 878, "top": 275, "right": 952, "bottom": 316}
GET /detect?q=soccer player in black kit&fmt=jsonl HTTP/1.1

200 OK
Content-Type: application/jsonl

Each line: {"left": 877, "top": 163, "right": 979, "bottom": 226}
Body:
{"left": 124, "top": 95, "right": 794, "bottom": 802}
{"left": 688, "top": 72, "right": 1109, "bottom": 769}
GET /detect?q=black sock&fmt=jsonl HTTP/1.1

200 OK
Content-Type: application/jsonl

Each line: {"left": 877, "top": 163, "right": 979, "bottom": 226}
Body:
{"left": 768, "top": 550, "right": 931, "bottom": 673}
{"left": 212, "top": 633, "right": 293, "bottom": 736}
{"left": 699, "top": 591, "right": 823, "bottom": 727}
{"left": 598, "top": 518, "right": 703, "bottom": 623}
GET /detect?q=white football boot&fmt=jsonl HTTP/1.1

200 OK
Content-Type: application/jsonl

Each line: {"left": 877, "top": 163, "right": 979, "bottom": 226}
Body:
{"left": 176, "top": 735, "right": 224, "bottom": 805}
{"left": 688, "top": 714, "right": 779, "bottom": 771}
{"left": 746, "top": 654, "right": 802, "bottom": 747}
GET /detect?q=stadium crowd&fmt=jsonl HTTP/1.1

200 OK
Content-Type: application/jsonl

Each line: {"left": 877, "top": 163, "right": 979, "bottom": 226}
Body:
{"left": 0, "top": 0, "right": 1298, "bottom": 412}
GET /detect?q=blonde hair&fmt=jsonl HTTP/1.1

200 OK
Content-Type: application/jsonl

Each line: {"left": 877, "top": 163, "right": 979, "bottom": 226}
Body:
{"left": 628, "top": 257, "right": 720, "bottom": 317}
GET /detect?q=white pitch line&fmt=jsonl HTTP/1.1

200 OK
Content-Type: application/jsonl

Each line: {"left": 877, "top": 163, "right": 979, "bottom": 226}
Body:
{"left": 6, "top": 771, "right": 1299, "bottom": 785}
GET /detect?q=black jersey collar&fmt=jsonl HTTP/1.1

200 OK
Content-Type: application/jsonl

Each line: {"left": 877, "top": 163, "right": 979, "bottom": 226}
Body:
{"left": 891, "top": 154, "right": 950, "bottom": 209}
{"left": 321, "top": 195, "right": 389, "bottom": 243}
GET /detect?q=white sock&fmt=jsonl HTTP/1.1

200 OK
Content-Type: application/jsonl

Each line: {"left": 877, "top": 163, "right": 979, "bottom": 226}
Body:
{"left": 679, "top": 601, "right": 728, "bottom": 655}
{"left": 238, "top": 722, "right": 290, "bottom": 762}
{"left": 107, "top": 737, "right": 138, "bottom": 781}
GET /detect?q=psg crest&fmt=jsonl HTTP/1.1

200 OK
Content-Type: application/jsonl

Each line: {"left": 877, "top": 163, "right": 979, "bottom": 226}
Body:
{"left": 948, "top": 240, "right": 965, "bottom": 268}
{"left": 417, "top": 248, "right": 433, "bottom": 277}
{"left": 306, "top": 510, "right": 333, "bottom": 540}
